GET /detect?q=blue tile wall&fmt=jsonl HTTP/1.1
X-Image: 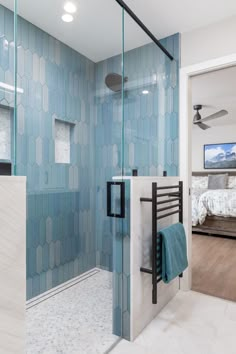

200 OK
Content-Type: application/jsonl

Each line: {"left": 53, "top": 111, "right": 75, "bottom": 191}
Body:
{"left": 0, "top": 5, "right": 96, "bottom": 299}
{"left": 95, "top": 34, "right": 180, "bottom": 273}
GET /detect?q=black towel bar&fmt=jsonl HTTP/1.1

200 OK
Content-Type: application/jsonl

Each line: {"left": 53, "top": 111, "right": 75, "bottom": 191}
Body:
{"left": 140, "top": 197, "right": 152, "bottom": 202}
{"left": 156, "top": 185, "right": 180, "bottom": 190}
{"left": 156, "top": 203, "right": 180, "bottom": 213}
{"left": 157, "top": 192, "right": 181, "bottom": 198}
{"left": 153, "top": 197, "right": 181, "bottom": 205}
{"left": 140, "top": 181, "right": 183, "bottom": 304}
{"left": 157, "top": 210, "right": 181, "bottom": 220}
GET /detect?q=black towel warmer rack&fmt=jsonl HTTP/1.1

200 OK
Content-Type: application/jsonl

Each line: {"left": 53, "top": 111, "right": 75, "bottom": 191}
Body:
{"left": 140, "top": 181, "right": 183, "bottom": 304}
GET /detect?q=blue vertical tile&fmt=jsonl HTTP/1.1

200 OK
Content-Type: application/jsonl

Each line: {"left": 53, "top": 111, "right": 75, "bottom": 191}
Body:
{"left": 26, "top": 277, "right": 33, "bottom": 300}
{"left": 42, "top": 243, "right": 49, "bottom": 272}
{"left": 0, "top": 37, "right": 9, "bottom": 71}
{"left": 52, "top": 267, "right": 58, "bottom": 288}
{"left": 39, "top": 271, "right": 47, "bottom": 294}
{"left": 4, "top": 8, "right": 14, "bottom": 42}
{"left": 0, "top": 5, "right": 4, "bottom": 36}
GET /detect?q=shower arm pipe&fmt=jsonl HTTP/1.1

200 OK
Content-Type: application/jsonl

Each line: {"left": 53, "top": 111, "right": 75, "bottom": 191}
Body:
{"left": 115, "top": 0, "right": 174, "bottom": 61}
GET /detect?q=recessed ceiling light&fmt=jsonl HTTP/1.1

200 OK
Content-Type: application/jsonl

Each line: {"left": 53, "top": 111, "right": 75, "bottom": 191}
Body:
{"left": 142, "top": 90, "right": 149, "bottom": 95}
{"left": 62, "top": 13, "right": 74, "bottom": 22}
{"left": 64, "top": 2, "right": 77, "bottom": 13}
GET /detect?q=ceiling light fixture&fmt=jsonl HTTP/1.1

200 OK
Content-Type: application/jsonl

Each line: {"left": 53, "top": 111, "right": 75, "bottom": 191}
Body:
{"left": 142, "top": 90, "right": 149, "bottom": 95}
{"left": 64, "top": 2, "right": 77, "bottom": 14}
{"left": 62, "top": 13, "right": 74, "bottom": 22}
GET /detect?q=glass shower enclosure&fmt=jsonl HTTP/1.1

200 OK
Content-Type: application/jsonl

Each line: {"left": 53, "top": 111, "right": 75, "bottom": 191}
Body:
{"left": 0, "top": 0, "right": 179, "bottom": 351}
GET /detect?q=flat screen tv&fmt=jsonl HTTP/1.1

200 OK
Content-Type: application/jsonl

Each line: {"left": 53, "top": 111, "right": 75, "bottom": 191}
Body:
{"left": 204, "top": 143, "right": 236, "bottom": 169}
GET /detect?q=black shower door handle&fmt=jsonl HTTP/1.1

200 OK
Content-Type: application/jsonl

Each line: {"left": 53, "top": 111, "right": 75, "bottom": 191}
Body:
{"left": 107, "top": 181, "right": 125, "bottom": 218}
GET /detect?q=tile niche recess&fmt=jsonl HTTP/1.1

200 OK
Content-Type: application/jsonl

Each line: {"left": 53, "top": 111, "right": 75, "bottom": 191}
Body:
{"left": 55, "top": 119, "right": 74, "bottom": 164}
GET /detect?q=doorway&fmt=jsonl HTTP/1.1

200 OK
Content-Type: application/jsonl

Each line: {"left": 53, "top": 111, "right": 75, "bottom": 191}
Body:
{"left": 180, "top": 55, "right": 236, "bottom": 301}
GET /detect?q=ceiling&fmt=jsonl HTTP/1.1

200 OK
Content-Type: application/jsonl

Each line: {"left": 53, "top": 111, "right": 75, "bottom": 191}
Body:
{"left": 191, "top": 66, "right": 236, "bottom": 129}
{"left": 1, "top": 0, "right": 236, "bottom": 62}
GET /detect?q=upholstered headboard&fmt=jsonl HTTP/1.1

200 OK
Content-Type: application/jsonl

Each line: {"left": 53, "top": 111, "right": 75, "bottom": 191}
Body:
{"left": 192, "top": 171, "right": 236, "bottom": 189}
{"left": 192, "top": 171, "right": 236, "bottom": 177}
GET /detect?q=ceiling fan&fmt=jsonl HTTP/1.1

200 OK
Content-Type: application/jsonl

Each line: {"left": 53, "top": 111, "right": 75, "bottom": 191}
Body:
{"left": 193, "top": 105, "right": 228, "bottom": 130}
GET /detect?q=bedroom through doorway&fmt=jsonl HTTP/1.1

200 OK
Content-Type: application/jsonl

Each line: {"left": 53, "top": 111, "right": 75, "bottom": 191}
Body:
{"left": 190, "top": 66, "right": 236, "bottom": 302}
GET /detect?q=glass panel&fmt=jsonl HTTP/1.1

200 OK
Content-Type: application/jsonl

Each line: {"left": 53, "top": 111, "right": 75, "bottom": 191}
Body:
{"left": 123, "top": 12, "right": 180, "bottom": 177}
{"left": 94, "top": 5, "right": 126, "bottom": 341}
{"left": 0, "top": 0, "right": 180, "bottom": 349}
{"left": 0, "top": 0, "right": 17, "bottom": 175}
{"left": 13, "top": 0, "right": 125, "bottom": 352}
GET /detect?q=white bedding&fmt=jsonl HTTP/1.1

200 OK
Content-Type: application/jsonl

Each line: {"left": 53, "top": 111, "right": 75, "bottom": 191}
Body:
{"left": 192, "top": 188, "right": 207, "bottom": 226}
{"left": 192, "top": 189, "right": 236, "bottom": 226}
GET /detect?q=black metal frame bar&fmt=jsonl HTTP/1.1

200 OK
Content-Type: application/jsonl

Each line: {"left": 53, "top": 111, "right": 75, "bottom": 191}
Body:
{"left": 140, "top": 181, "right": 183, "bottom": 304}
{"left": 114, "top": 0, "right": 174, "bottom": 61}
{"left": 152, "top": 182, "right": 157, "bottom": 302}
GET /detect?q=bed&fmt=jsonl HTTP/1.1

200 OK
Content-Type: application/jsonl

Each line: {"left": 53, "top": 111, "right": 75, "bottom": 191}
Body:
{"left": 192, "top": 172, "right": 236, "bottom": 237}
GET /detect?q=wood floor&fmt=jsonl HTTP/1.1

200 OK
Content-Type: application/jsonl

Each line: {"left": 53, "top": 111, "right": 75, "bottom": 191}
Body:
{"left": 192, "top": 233, "right": 236, "bottom": 302}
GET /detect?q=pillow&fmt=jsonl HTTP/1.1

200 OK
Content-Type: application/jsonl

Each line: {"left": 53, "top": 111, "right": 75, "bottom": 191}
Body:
{"left": 192, "top": 176, "right": 208, "bottom": 189}
{"left": 228, "top": 176, "right": 236, "bottom": 189}
{"left": 208, "top": 174, "right": 228, "bottom": 190}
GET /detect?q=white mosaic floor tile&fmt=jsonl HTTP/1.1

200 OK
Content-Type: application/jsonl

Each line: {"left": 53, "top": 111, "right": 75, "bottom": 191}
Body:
{"left": 27, "top": 270, "right": 118, "bottom": 354}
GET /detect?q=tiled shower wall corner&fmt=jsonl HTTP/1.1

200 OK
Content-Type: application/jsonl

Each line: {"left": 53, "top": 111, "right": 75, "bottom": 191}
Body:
{"left": 95, "top": 34, "right": 180, "bottom": 271}
{"left": 0, "top": 5, "right": 96, "bottom": 299}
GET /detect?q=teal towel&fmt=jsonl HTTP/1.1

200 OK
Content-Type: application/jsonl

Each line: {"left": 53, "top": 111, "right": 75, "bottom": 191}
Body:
{"left": 159, "top": 222, "right": 188, "bottom": 284}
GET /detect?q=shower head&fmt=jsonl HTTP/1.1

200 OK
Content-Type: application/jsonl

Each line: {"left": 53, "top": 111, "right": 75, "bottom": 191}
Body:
{"left": 105, "top": 73, "right": 128, "bottom": 92}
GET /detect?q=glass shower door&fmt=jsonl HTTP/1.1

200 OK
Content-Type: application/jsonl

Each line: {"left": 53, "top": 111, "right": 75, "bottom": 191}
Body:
{"left": 104, "top": 7, "right": 131, "bottom": 341}
{"left": 112, "top": 4, "right": 180, "bottom": 342}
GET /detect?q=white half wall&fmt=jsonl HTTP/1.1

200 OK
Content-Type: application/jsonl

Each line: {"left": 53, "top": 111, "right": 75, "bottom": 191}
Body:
{"left": 192, "top": 124, "right": 236, "bottom": 172}
{"left": 129, "top": 176, "right": 183, "bottom": 341}
{"left": 0, "top": 176, "right": 26, "bottom": 354}
{"left": 181, "top": 15, "right": 236, "bottom": 67}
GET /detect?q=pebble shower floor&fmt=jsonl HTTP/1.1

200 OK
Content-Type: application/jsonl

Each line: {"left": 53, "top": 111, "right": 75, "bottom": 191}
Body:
{"left": 26, "top": 269, "right": 118, "bottom": 354}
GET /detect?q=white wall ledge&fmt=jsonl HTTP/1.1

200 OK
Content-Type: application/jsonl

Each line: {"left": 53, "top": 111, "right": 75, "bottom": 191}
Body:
{"left": 0, "top": 176, "right": 26, "bottom": 182}
{"left": 113, "top": 176, "right": 179, "bottom": 181}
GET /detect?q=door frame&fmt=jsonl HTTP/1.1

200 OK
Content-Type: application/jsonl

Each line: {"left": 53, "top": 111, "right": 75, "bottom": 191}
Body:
{"left": 179, "top": 53, "right": 236, "bottom": 291}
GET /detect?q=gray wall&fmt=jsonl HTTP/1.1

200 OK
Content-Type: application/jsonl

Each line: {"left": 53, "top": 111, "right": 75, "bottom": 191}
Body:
{"left": 181, "top": 15, "right": 236, "bottom": 67}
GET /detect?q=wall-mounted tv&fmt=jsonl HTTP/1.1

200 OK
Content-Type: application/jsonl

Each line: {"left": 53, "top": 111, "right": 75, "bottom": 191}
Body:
{"left": 204, "top": 143, "right": 236, "bottom": 169}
